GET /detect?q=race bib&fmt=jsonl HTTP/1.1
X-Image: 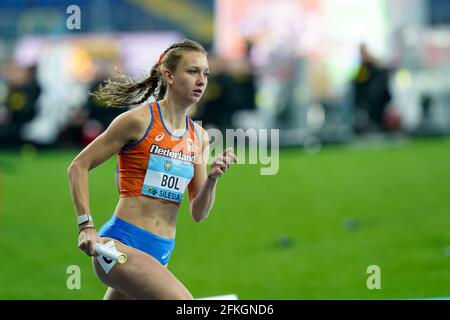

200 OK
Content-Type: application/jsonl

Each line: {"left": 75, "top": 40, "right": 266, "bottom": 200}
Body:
{"left": 141, "top": 154, "right": 194, "bottom": 203}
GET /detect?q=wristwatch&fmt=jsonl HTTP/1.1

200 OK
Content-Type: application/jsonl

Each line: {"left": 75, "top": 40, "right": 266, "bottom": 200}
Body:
{"left": 77, "top": 213, "right": 93, "bottom": 226}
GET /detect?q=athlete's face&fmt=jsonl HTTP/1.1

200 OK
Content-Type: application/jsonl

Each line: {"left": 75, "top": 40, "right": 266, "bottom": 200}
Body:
{"left": 169, "top": 51, "right": 209, "bottom": 104}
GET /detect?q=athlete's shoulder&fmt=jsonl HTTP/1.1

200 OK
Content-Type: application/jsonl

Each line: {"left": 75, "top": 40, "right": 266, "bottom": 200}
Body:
{"left": 107, "top": 104, "right": 151, "bottom": 141}
{"left": 118, "top": 104, "right": 151, "bottom": 128}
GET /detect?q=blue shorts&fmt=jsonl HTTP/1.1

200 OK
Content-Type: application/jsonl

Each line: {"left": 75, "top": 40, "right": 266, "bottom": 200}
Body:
{"left": 98, "top": 215, "right": 175, "bottom": 265}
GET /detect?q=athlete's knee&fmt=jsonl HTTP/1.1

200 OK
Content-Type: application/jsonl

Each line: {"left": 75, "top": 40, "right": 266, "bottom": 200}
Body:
{"left": 164, "top": 287, "right": 193, "bottom": 300}
{"left": 179, "top": 289, "right": 194, "bottom": 300}
{"left": 104, "top": 287, "right": 134, "bottom": 300}
{"left": 172, "top": 291, "right": 194, "bottom": 300}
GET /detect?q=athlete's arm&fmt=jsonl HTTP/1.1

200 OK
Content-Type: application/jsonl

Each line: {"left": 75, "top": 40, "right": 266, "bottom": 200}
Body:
{"left": 68, "top": 107, "right": 148, "bottom": 255}
{"left": 188, "top": 127, "right": 236, "bottom": 223}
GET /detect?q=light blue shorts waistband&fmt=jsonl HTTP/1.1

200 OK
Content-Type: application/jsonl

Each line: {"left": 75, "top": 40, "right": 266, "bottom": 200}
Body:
{"left": 98, "top": 215, "right": 175, "bottom": 265}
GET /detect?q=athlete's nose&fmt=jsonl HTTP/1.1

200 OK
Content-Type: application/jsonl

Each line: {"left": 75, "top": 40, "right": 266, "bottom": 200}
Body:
{"left": 196, "top": 74, "right": 206, "bottom": 87}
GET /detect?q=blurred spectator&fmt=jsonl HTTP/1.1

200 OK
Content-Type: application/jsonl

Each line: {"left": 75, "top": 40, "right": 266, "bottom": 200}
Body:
{"left": 0, "top": 62, "right": 40, "bottom": 147}
{"left": 352, "top": 44, "right": 392, "bottom": 133}
{"left": 230, "top": 40, "right": 257, "bottom": 114}
{"left": 229, "top": 53, "right": 257, "bottom": 116}
{"left": 195, "top": 46, "right": 256, "bottom": 131}
{"left": 194, "top": 55, "right": 235, "bottom": 130}
{"left": 59, "top": 58, "right": 128, "bottom": 147}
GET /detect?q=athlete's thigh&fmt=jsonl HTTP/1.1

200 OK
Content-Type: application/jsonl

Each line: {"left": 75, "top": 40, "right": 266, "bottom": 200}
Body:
{"left": 103, "top": 287, "right": 135, "bottom": 300}
{"left": 92, "top": 237, "right": 192, "bottom": 300}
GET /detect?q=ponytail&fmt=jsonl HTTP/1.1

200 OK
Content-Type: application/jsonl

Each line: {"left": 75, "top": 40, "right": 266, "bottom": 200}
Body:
{"left": 91, "top": 39, "right": 206, "bottom": 108}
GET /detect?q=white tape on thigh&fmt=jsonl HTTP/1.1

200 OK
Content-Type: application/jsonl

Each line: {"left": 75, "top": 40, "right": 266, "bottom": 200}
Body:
{"left": 96, "top": 240, "right": 121, "bottom": 274}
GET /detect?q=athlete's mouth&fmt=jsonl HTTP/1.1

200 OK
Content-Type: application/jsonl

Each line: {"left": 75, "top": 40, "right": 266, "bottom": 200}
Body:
{"left": 193, "top": 89, "right": 203, "bottom": 95}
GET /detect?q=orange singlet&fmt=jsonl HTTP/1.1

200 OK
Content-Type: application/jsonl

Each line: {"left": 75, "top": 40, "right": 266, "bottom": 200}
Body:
{"left": 116, "top": 101, "right": 201, "bottom": 206}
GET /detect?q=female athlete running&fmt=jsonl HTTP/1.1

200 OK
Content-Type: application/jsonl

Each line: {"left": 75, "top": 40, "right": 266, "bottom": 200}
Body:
{"left": 68, "top": 39, "right": 236, "bottom": 299}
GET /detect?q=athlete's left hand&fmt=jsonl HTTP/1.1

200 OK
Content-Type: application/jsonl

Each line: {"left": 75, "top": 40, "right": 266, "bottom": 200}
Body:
{"left": 208, "top": 147, "right": 237, "bottom": 181}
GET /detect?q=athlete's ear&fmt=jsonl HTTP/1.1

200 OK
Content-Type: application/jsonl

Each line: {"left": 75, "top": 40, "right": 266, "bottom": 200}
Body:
{"left": 162, "top": 70, "right": 174, "bottom": 85}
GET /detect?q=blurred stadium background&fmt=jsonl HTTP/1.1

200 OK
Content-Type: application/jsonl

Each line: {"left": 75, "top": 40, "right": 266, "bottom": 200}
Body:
{"left": 0, "top": 0, "right": 450, "bottom": 299}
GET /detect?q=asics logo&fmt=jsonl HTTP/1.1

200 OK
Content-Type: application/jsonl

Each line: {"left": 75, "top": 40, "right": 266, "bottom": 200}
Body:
{"left": 155, "top": 133, "right": 165, "bottom": 142}
{"left": 161, "top": 250, "right": 171, "bottom": 260}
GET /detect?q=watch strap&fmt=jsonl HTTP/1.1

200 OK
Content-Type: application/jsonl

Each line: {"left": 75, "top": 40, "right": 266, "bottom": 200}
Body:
{"left": 77, "top": 214, "right": 93, "bottom": 226}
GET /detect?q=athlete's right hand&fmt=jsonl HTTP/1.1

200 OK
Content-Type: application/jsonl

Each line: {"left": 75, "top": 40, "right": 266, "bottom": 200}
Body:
{"left": 78, "top": 228, "right": 101, "bottom": 256}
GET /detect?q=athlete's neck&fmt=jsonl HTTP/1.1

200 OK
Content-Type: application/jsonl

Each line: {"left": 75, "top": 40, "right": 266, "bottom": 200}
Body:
{"left": 158, "top": 98, "right": 189, "bottom": 130}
